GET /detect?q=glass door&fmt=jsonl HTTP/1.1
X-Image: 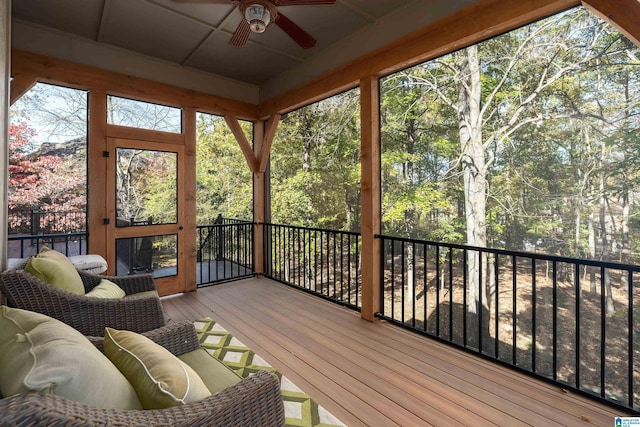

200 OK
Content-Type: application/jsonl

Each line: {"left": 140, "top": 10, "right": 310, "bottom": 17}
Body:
{"left": 106, "top": 138, "right": 185, "bottom": 295}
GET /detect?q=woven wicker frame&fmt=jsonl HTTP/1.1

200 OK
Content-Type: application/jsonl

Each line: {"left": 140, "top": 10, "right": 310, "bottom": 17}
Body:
{"left": 0, "top": 321, "right": 285, "bottom": 426}
{"left": 0, "top": 269, "right": 166, "bottom": 336}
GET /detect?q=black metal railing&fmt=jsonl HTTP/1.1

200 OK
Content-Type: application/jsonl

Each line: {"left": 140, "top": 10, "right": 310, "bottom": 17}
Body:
{"left": 263, "top": 223, "right": 361, "bottom": 310}
{"left": 8, "top": 232, "right": 88, "bottom": 259}
{"left": 196, "top": 220, "right": 254, "bottom": 286}
{"left": 377, "top": 234, "right": 640, "bottom": 412}
{"left": 8, "top": 209, "right": 86, "bottom": 235}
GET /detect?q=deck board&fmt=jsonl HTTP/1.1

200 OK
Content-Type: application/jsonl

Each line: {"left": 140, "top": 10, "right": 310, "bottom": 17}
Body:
{"left": 162, "top": 277, "right": 629, "bottom": 426}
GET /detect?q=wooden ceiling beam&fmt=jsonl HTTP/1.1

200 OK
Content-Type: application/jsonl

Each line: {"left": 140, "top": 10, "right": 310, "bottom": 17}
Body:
{"left": 258, "top": 113, "right": 280, "bottom": 173}
{"left": 225, "top": 115, "right": 259, "bottom": 173}
{"left": 11, "top": 49, "right": 259, "bottom": 120}
{"left": 9, "top": 74, "right": 37, "bottom": 105}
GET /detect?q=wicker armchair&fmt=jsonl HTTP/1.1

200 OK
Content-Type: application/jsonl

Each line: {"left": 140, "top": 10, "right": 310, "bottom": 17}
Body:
{"left": 0, "top": 269, "right": 166, "bottom": 336}
{"left": 0, "top": 321, "right": 286, "bottom": 427}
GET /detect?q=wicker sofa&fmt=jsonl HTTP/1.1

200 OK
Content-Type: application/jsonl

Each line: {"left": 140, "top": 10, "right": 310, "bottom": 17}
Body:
{"left": 0, "top": 269, "right": 166, "bottom": 336}
{"left": 0, "top": 320, "right": 285, "bottom": 426}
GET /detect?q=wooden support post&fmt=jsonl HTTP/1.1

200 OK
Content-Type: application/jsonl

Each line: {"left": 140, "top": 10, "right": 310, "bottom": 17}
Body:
{"left": 87, "top": 90, "right": 108, "bottom": 261}
{"left": 253, "top": 115, "right": 280, "bottom": 275}
{"left": 253, "top": 120, "right": 265, "bottom": 276}
{"left": 183, "top": 107, "right": 197, "bottom": 292}
{"left": 0, "top": 0, "right": 10, "bottom": 272}
{"left": 360, "top": 76, "right": 381, "bottom": 322}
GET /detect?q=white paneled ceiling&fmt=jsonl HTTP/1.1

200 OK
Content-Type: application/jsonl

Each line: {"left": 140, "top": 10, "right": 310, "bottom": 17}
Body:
{"left": 12, "top": 0, "right": 475, "bottom": 98}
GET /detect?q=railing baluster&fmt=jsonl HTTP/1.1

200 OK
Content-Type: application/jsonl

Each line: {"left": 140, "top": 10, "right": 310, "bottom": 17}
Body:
{"left": 401, "top": 241, "right": 406, "bottom": 324}
{"left": 575, "top": 262, "right": 580, "bottom": 390}
{"left": 391, "top": 239, "right": 395, "bottom": 320}
{"left": 436, "top": 245, "right": 440, "bottom": 337}
{"left": 479, "top": 250, "right": 483, "bottom": 353}
{"left": 600, "top": 265, "right": 606, "bottom": 398}
{"left": 356, "top": 236, "right": 359, "bottom": 308}
{"left": 552, "top": 260, "right": 557, "bottom": 381}
{"left": 449, "top": 247, "right": 453, "bottom": 342}
{"left": 512, "top": 255, "right": 517, "bottom": 365}
{"left": 326, "top": 231, "right": 330, "bottom": 297}
{"left": 423, "top": 243, "right": 428, "bottom": 333}
{"left": 348, "top": 234, "right": 352, "bottom": 304}
{"left": 494, "top": 254, "right": 499, "bottom": 358}
{"left": 341, "top": 234, "right": 344, "bottom": 302}
{"left": 331, "top": 233, "right": 339, "bottom": 301}
{"left": 629, "top": 270, "right": 634, "bottom": 409}
{"left": 463, "top": 248, "right": 467, "bottom": 346}
{"left": 413, "top": 241, "right": 417, "bottom": 330}
{"left": 532, "top": 258, "right": 537, "bottom": 373}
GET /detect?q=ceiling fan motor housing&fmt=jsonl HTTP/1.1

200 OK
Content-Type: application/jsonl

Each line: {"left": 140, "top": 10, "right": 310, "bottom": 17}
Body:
{"left": 239, "top": 0, "right": 278, "bottom": 33}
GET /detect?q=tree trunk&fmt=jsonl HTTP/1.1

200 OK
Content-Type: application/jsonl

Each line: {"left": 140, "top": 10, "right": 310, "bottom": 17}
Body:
{"left": 588, "top": 210, "right": 596, "bottom": 293}
{"left": 456, "top": 45, "right": 490, "bottom": 349}
{"left": 403, "top": 119, "right": 418, "bottom": 302}
{"left": 622, "top": 189, "right": 630, "bottom": 264}
{"left": 598, "top": 143, "right": 614, "bottom": 314}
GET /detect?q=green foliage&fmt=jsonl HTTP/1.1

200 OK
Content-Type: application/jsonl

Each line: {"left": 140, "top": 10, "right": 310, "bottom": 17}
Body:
{"left": 196, "top": 114, "right": 253, "bottom": 224}
{"left": 271, "top": 89, "right": 361, "bottom": 231}
{"left": 380, "top": 6, "right": 640, "bottom": 262}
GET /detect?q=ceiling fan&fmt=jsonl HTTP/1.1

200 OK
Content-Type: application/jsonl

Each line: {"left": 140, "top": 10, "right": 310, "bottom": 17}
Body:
{"left": 172, "top": 0, "right": 337, "bottom": 49}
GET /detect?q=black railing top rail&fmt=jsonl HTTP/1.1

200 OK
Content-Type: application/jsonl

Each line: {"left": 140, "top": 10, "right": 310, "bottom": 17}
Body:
{"left": 8, "top": 209, "right": 86, "bottom": 214}
{"left": 8, "top": 231, "right": 88, "bottom": 240}
{"left": 263, "top": 222, "right": 361, "bottom": 237}
{"left": 376, "top": 233, "right": 640, "bottom": 272}
{"left": 220, "top": 217, "right": 253, "bottom": 224}
{"left": 198, "top": 221, "right": 256, "bottom": 229}
{"left": 7, "top": 209, "right": 87, "bottom": 215}
{"left": 210, "top": 214, "right": 253, "bottom": 225}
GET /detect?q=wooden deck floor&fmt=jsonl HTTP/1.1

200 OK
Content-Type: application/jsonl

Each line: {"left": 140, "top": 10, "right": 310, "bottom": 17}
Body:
{"left": 162, "top": 277, "right": 629, "bottom": 426}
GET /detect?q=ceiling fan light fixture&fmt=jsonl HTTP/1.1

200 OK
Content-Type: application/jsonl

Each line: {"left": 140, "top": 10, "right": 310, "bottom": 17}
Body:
{"left": 240, "top": 0, "right": 277, "bottom": 34}
{"left": 245, "top": 5, "right": 270, "bottom": 33}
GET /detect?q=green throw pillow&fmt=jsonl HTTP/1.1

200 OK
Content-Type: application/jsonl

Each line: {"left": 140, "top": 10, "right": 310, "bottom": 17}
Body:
{"left": 0, "top": 306, "right": 142, "bottom": 410}
{"left": 178, "top": 348, "right": 242, "bottom": 394}
{"left": 124, "top": 289, "right": 158, "bottom": 299}
{"left": 85, "top": 279, "right": 126, "bottom": 298}
{"left": 25, "top": 247, "right": 85, "bottom": 295}
{"left": 104, "top": 327, "right": 212, "bottom": 409}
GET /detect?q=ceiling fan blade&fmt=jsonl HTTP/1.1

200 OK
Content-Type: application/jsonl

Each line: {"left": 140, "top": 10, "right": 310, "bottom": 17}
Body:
{"left": 275, "top": 12, "right": 316, "bottom": 49}
{"left": 171, "top": 0, "right": 234, "bottom": 3}
{"left": 229, "top": 19, "right": 251, "bottom": 47}
{"left": 277, "top": 0, "right": 336, "bottom": 5}
{"left": 171, "top": 0, "right": 238, "bottom": 4}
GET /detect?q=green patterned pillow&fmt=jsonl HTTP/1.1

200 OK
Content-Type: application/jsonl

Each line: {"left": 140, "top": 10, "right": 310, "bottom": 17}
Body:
{"left": 85, "top": 279, "right": 126, "bottom": 298}
{"left": 25, "top": 247, "right": 84, "bottom": 295}
{"left": 104, "top": 327, "right": 212, "bottom": 409}
{"left": 178, "top": 348, "right": 241, "bottom": 394}
{"left": 0, "top": 306, "right": 142, "bottom": 409}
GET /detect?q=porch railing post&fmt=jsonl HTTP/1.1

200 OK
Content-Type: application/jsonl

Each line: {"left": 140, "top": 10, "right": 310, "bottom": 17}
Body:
{"left": 253, "top": 119, "right": 267, "bottom": 276}
{"left": 360, "top": 75, "right": 381, "bottom": 321}
{"left": 0, "top": 0, "right": 9, "bottom": 273}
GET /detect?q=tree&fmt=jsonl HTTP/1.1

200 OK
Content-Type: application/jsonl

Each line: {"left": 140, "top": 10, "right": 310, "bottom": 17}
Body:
{"left": 271, "top": 89, "right": 361, "bottom": 231}
{"left": 9, "top": 83, "right": 88, "bottom": 234}
{"left": 8, "top": 121, "right": 86, "bottom": 220}
{"left": 380, "top": 6, "right": 640, "bottom": 335}
{"left": 196, "top": 113, "right": 253, "bottom": 223}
